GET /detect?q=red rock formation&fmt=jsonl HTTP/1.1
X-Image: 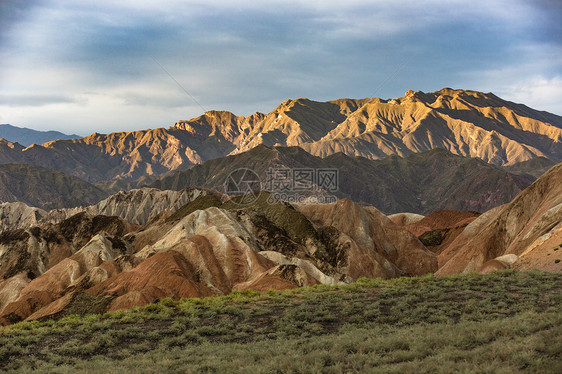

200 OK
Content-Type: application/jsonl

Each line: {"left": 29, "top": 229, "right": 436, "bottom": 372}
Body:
{"left": 88, "top": 250, "right": 216, "bottom": 312}
{"left": 437, "top": 163, "right": 562, "bottom": 275}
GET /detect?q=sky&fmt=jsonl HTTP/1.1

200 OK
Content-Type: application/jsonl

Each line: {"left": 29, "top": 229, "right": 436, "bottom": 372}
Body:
{"left": 0, "top": 0, "right": 561, "bottom": 136}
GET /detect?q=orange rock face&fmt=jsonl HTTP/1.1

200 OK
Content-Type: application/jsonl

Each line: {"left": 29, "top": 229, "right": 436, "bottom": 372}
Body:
{"left": 89, "top": 250, "right": 216, "bottom": 312}
{"left": 2, "top": 89, "right": 561, "bottom": 184}
{"left": 296, "top": 199, "right": 438, "bottom": 278}
{"left": 437, "top": 163, "right": 562, "bottom": 276}
{"left": 392, "top": 210, "right": 481, "bottom": 255}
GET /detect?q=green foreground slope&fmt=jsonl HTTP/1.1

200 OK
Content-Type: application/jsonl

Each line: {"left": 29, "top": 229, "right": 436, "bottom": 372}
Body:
{"left": 1, "top": 270, "right": 561, "bottom": 373}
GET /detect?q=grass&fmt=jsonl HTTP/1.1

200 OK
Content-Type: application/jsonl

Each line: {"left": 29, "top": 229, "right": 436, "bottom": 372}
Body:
{"left": 0, "top": 270, "right": 561, "bottom": 373}
{"left": 418, "top": 228, "right": 447, "bottom": 247}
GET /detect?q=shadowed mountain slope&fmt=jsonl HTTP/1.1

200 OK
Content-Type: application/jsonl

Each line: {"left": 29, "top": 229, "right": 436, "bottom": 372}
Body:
{"left": 148, "top": 146, "right": 533, "bottom": 214}
{"left": 503, "top": 157, "right": 558, "bottom": 178}
{"left": 0, "top": 164, "right": 109, "bottom": 209}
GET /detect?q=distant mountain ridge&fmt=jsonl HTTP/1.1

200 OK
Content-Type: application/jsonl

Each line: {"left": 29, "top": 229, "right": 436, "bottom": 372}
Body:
{"left": 0, "top": 124, "right": 80, "bottom": 146}
{"left": 0, "top": 89, "right": 560, "bottom": 183}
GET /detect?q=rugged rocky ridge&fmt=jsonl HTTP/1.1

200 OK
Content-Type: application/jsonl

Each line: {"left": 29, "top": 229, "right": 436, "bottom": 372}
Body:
{"left": 392, "top": 210, "right": 481, "bottom": 255}
{"left": 148, "top": 146, "right": 534, "bottom": 214}
{"left": 0, "top": 213, "right": 138, "bottom": 317}
{"left": 295, "top": 199, "right": 436, "bottom": 278}
{"left": 436, "top": 162, "right": 562, "bottom": 275}
{"left": 299, "top": 89, "right": 562, "bottom": 165}
{"left": 77, "top": 187, "right": 221, "bottom": 225}
{"left": 0, "top": 187, "right": 220, "bottom": 233}
{"left": 0, "top": 193, "right": 436, "bottom": 324}
{"left": 0, "top": 202, "right": 47, "bottom": 233}
{"left": 0, "top": 89, "right": 560, "bottom": 183}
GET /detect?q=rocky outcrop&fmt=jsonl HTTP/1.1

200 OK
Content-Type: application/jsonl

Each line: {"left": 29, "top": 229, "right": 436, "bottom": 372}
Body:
{"left": 391, "top": 210, "right": 481, "bottom": 255}
{"left": 0, "top": 193, "right": 439, "bottom": 324}
{"left": 296, "top": 199, "right": 437, "bottom": 278}
{"left": 0, "top": 187, "right": 220, "bottom": 233}
{"left": 0, "top": 274, "right": 29, "bottom": 314}
{"left": 437, "top": 162, "right": 562, "bottom": 275}
{"left": 80, "top": 187, "right": 220, "bottom": 225}
{"left": 401, "top": 210, "right": 481, "bottom": 238}
{"left": 1, "top": 233, "right": 133, "bottom": 324}
{"left": 0, "top": 212, "right": 137, "bottom": 314}
{"left": 0, "top": 202, "right": 47, "bottom": 232}
{"left": 388, "top": 213, "right": 425, "bottom": 226}
{"left": 89, "top": 250, "right": 216, "bottom": 313}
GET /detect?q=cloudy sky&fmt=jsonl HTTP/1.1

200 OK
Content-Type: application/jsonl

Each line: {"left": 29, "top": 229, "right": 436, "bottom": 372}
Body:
{"left": 0, "top": 0, "right": 560, "bottom": 135}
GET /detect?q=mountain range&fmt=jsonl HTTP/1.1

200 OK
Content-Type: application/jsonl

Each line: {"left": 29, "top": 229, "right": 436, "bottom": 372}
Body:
{"left": 0, "top": 124, "right": 80, "bottom": 147}
{"left": 0, "top": 88, "right": 560, "bottom": 183}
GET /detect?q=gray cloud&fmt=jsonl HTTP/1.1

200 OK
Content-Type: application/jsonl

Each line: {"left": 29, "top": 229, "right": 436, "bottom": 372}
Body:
{"left": 0, "top": 0, "right": 560, "bottom": 134}
{"left": 0, "top": 0, "right": 41, "bottom": 37}
{"left": 0, "top": 94, "right": 82, "bottom": 107}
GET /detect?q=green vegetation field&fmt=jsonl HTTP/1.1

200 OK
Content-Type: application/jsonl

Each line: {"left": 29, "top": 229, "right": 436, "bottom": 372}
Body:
{"left": 1, "top": 270, "right": 561, "bottom": 373}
